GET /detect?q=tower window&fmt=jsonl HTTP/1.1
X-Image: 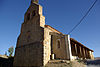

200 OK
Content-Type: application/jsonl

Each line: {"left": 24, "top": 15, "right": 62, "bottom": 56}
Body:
{"left": 27, "top": 13, "right": 30, "bottom": 21}
{"left": 33, "top": 11, "right": 36, "bottom": 16}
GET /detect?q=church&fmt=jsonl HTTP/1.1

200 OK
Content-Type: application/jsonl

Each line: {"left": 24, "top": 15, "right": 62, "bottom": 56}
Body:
{"left": 13, "top": 0, "right": 94, "bottom": 67}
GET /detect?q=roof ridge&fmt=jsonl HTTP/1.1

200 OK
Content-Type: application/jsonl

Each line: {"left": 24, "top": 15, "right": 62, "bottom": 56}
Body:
{"left": 45, "top": 25, "right": 62, "bottom": 34}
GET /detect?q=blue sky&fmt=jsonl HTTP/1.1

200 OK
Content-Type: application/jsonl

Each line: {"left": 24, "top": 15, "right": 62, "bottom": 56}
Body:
{"left": 0, "top": 0, "right": 100, "bottom": 57}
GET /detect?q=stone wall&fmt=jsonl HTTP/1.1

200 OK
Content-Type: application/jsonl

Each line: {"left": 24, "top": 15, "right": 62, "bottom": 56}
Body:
{"left": 43, "top": 27, "right": 52, "bottom": 66}
{"left": 14, "top": 42, "right": 43, "bottom": 67}
{"left": 52, "top": 34, "right": 68, "bottom": 60}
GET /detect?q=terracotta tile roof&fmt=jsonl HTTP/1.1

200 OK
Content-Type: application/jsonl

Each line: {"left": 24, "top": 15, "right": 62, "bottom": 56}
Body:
{"left": 70, "top": 38, "right": 94, "bottom": 52}
{"left": 45, "top": 25, "right": 62, "bottom": 34}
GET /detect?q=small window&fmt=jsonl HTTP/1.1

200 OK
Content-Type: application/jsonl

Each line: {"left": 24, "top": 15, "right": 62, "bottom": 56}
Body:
{"left": 27, "top": 35, "right": 31, "bottom": 42}
{"left": 33, "top": 11, "right": 36, "bottom": 16}
{"left": 57, "top": 40, "right": 60, "bottom": 48}
{"left": 27, "top": 31, "right": 31, "bottom": 42}
{"left": 27, "top": 13, "right": 30, "bottom": 20}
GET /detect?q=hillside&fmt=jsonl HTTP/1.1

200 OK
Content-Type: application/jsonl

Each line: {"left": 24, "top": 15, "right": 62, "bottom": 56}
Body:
{"left": 95, "top": 57, "right": 100, "bottom": 60}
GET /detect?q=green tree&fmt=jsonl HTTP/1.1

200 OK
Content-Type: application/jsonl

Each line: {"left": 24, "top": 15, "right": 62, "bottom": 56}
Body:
{"left": 8, "top": 46, "right": 14, "bottom": 57}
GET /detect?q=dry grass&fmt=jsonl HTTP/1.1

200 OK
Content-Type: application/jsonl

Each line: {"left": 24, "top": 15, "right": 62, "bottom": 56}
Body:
{"left": 71, "top": 60, "right": 86, "bottom": 67}
{"left": 45, "top": 60, "right": 86, "bottom": 67}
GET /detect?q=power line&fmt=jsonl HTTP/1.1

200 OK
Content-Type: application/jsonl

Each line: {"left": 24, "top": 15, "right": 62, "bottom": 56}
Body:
{"left": 68, "top": 0, "right": 98, "bottom": 34}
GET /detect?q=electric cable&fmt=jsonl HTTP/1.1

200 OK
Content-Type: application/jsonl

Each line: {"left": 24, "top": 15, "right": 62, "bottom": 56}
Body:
{"left": 68, "top": 0, "right": 98, "bottom": 34}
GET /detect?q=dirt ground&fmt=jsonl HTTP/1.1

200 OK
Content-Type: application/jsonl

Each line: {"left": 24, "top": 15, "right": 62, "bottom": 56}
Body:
{"left": 45, "top": 60, "right": 86, "bottom": 67}
{"left": 45, "top": 59, "right": 100, "bottom": 67}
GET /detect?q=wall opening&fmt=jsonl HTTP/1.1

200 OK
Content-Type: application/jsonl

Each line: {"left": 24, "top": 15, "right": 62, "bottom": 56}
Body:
{"left": 27, "top": 13, "right": 30, "bottom": 21}
{"left": 33, "top": 11, "right": 36, "bottom": 16}
{"left": 27, "top": 31, "right": 31, "bottom": 42}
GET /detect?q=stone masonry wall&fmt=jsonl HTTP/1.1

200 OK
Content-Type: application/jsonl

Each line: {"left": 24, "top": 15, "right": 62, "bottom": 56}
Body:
{"left": 14, "top": 42, "right": 43, "bottom": 67}
{"left": 52, "top": 35, "right": 68, "bottom": 60}
{"left": 43, "top": 27, "right": 53, "bottom": 66}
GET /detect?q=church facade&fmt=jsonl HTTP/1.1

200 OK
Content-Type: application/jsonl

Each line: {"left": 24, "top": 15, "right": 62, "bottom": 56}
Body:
{"left": 13, "top": 0, "right": 94, "bottom": 67}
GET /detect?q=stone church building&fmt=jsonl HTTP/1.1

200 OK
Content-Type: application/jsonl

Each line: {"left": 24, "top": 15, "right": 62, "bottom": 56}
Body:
{"left": 13, "top": 0, "right": 94, "bottom": 67}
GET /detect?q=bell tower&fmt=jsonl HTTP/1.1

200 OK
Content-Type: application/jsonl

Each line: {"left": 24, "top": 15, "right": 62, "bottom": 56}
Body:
{"left": 14, "top": 0, "right": 45, "bottom": 67}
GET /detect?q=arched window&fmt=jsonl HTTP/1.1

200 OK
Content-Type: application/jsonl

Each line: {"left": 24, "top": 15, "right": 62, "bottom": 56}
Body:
{"left": 27, "top": 13, "right": 30, "bottom": 21}
{"left": 57, "top": 39, "right": 61, "bottom": 48}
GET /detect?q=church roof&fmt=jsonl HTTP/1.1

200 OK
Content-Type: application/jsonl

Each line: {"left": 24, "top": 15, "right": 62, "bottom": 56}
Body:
{"left": 45, "top": 25, "right": 62, "bottom": 34}
{"left": 70, "top": 38, "right": 94, "bottom": 52}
